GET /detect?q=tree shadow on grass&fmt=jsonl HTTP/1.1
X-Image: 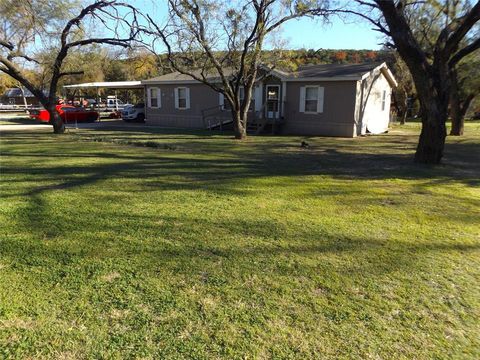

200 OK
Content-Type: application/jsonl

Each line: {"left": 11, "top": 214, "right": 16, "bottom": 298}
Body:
{"left": 1, "top": 129, "right": 479, "bottom": 217}
{"left": 2, "top": 136, "right": 479, "bottom": 200}
{"left": 3, "top": 202, "right": 480, "bottom": 284}
{"left": 0, "top": 116, "right": 42, "bottom": 126}
{"left": 2, "top": 127, "right": 479, "bottom": 290}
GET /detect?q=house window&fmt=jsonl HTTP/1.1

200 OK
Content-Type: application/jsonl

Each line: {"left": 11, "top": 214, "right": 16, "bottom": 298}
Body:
{"left": 222, "top": 87, "right": 245, "bottom": 110}
{"left": 381, "top": 90, "right": 387, "bottom": 111}
{"left": 300, "top": 86, "right": 324, "bottom": 114}
{"left": 148, "top": 87, "right": 160, "bottom": 108}
{"left": 178, "top": 87, "right": 187, "bottom": 109}
{"left": 305, "top": 86, "right": 319, "bottom": 113}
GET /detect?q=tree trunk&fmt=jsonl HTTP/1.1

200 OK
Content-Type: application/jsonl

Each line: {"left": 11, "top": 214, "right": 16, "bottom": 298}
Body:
{"left": 400, "top": 109, "right": 407, "bottom": 125}
{"left": 450, "top": 93, "right": 474, "bottom": 136}
{"left": 450, "top": 105, "right": 464, "bottom": 136}
{"left": 47, "top": 104, "right": 65, "bottom": 134}
{"left": 414, "top": 105, "right": 447, "bottom": 164}
{"left": 449, "top": 69, "right": 463, "bottom": 136}
{"left": 402, "top": 60, "right": 450, "bottom": 164}
{"left": 400, "top": 92, "right": 408, "bottom": 125}
{"left": 232, "top": 110, "right": 247, "bottom": 140}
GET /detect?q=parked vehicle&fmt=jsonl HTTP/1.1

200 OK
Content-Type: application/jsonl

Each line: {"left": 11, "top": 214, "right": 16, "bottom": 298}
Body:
{"left": 105, "top": 96, "right": 127, "bottom": 110}
{"left": 121, "top": 103, "right": 145, "bottom": 122}
{"left": 29, "top": 105, "right": 99, "bottom": 123}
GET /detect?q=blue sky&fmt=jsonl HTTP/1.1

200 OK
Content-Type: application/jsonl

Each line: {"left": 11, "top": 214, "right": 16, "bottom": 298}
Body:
{"left": 281, "top": 17, "right": 383, "bottom": 50}
{"left": 139, "top": 1, "right": 383, "bottom": 50}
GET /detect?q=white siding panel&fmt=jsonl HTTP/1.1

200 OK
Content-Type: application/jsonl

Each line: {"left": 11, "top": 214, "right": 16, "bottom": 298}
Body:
{"left": 360, "top": 72, "right": 391, "bottom": 135}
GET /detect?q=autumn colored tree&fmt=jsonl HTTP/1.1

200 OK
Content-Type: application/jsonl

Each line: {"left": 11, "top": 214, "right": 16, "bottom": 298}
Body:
{"left": 365, "top": 50, "right": 377, "bottom": 61}
{"left": 334, "top": 50, "right": 347, "bottom": 62}
{"left": 350, "top": 52, "right": 361, "bottom": 63}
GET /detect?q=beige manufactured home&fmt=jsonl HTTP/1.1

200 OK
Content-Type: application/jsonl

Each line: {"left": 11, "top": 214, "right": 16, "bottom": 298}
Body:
{"left": 142, "top": 63, "right": 397, "bottom": 137}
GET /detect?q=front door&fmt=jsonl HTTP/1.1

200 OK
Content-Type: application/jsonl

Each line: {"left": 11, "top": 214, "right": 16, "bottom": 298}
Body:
{"left": 265, "top": 85, "right": 280, "bottom": 119}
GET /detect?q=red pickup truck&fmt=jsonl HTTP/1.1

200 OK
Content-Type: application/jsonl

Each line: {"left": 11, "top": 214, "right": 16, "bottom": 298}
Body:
{"left": 30, "top": 105, "right": 99, "bottom": 123}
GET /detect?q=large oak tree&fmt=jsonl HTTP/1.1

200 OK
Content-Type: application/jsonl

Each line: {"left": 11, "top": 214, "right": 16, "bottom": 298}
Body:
{"left": 0, "top": 0, "right": 139, "bottom": 133}
{"left": 347, "top": 0, "right": 480, "bottom": 164}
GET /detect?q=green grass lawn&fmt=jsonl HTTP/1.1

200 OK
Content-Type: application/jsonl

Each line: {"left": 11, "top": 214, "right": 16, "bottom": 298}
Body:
{"left": 1, "top": 122, "right": 479, "bottom": 359}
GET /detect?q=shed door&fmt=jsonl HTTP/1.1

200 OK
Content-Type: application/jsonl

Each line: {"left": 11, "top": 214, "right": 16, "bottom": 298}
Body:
{"left": 265, "top": 85, "right": 280, "bottom": 119}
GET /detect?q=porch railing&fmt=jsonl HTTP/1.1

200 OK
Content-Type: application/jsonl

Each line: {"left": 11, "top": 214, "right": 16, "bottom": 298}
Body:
{"left": 201, "top": 104, "right": 233, "bottom": 131}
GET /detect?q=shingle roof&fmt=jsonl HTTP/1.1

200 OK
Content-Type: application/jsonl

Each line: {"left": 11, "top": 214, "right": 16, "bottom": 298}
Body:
{"left": 289, "top": 62, "right": 384, "bottom": 79}
{"left": 143, "top": 62, "right": 390, "bottom": 83}
{"left": 143, "top": 68, "right": 237, "bottom": 83}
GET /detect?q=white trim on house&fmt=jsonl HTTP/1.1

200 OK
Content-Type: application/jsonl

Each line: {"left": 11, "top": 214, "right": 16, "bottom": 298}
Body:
{"left": 265, "top": 84, "right": 281, "bottom": 119}
{"left": 299, "top": 86, "right": 324, "bottom": 114}
{"left": 360, "top": 62, "right": 398, "bottom": 88}
{"left": 174, "top": 87, "right": 190, "bottom": 109}
{"left": 144, "top": 80, "right": 215, "bottom": 85}
{"left": 281, "top": 82, "right": 287, "bottom": 116}
{"left": 147, "top": 87, "right": 161, "bottom": 108}
{"left": 299, "top": 87, "right": 306, "bottom": 113}
{"left": 380, "top": 67, "right": 398, "bottom": 87}
{"left": 64, "top": 81, "right": 143, "bottom": 89}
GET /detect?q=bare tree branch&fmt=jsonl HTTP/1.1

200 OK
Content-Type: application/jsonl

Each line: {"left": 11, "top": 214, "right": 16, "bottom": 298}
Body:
{"left": 449, "top": 36, "right": 480, "bottom": 67}
{"left": 0, "top": 0, "right": 140, "bottom": 134}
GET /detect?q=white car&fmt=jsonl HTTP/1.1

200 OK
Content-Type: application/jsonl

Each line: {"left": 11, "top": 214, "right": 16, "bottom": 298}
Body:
{"left": 106, "top": 97, "right": 127, "bottom": 110}
{"left": 121, "top": 103, "right": 145, "bottom": 122}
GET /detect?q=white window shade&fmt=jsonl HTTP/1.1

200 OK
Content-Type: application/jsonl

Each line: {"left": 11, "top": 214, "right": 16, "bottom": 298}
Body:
{"left": 317, "top": 87, "right": 324, "bottom": 113}
{"left": 148, "top": 87, "right": 161, "bottom": 108}
{"left": 300, "top": 86, "right": 324, "bottom": 114}
{"left": 305, "top": 87, "right": 318, "bottom": 112}
{"left": 175, "top": 87, "right": 190, "bottom": 109}
{"left": 299, "top": 87, "right": 306, "bottom": 112}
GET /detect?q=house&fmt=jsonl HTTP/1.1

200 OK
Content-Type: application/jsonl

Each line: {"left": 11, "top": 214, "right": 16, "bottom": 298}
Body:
{"left": 141, "top": 62, "right": 397, "bottom": 137}
{"left": 0, "top": 87, "right": 41, "bottom": 107}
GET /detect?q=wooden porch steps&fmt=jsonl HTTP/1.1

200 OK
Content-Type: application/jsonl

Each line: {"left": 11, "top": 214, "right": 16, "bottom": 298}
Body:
{"left": 247, "top": 118, "right": 283, "bottom": 135}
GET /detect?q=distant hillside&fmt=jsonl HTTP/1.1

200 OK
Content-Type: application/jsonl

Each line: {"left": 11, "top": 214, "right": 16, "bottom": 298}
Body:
{"left": 264, "top": 49, "right": 394, "bottom": 71}
{"left": 106, "top": 49, "right": 395, "bottom": 81}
